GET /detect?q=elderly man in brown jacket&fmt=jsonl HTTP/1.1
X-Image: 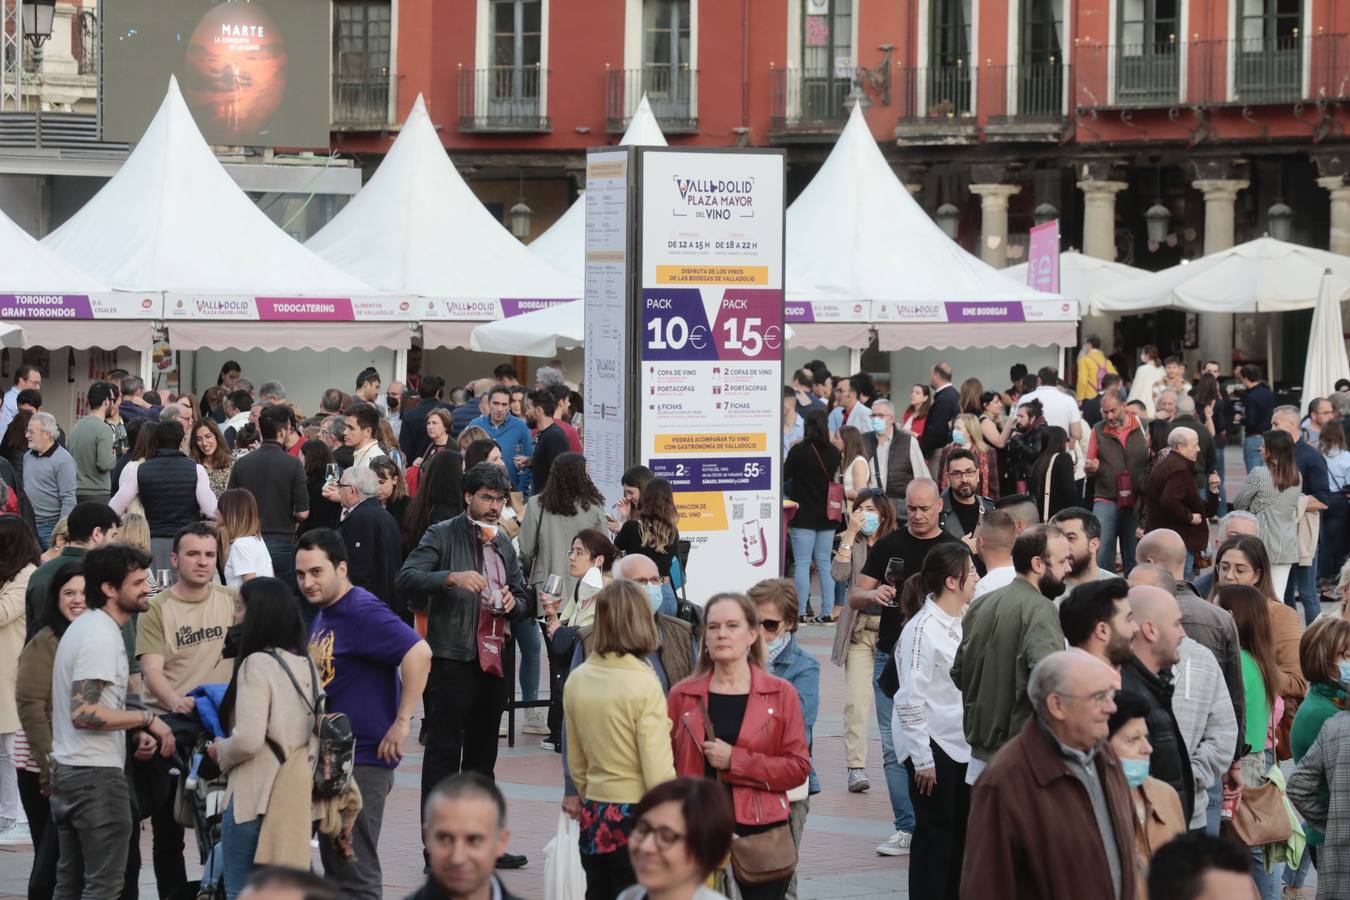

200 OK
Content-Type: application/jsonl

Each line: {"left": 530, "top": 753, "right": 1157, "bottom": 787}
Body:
{"left": 960, "top": 649, "right": 1137, "bottom": 900}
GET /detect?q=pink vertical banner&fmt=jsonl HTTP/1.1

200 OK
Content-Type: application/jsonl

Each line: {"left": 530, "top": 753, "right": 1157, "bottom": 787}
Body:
{"left": 1027, "top": 220, "right": 1060, "bottom": 293}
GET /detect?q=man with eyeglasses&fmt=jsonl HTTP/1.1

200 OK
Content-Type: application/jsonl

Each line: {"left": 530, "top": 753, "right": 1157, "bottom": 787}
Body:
{"left": 940, "top": 448, "right": 995, "bottom": 557}
{"left": 962, "top": 649, "right": 1138, "bottom": 900}
{"left": 397, "top": 462, "right": 531, "bottom": 871}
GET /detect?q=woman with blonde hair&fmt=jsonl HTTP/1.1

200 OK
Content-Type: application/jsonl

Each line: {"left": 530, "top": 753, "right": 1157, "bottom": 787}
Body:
{"left": 217, "top": 489, "right": 274, "bottom": 587}
{"left": 564, "top": 581, "right": 675, "bottom": 899}
{"left": 667, "top": 592, "right": 811, "bottom": 900}
{"left": 1233, "top": 429, "right": 1302, "bottom": 599}
{"left": 939, "top": 413, "right": 1000, "bottom": 498}
{"left": 190, "top": 418, "right": 235, "bottom": 498}
{"left": 457, "top": 425, "right": 491, "bottom": 453}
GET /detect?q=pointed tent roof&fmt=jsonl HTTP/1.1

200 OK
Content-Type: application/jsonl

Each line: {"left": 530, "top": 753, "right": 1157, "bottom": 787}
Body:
{"left": 786, "top": 104, "right": 1054, "bottom": 305}
{"left": 1, "top": 207, "right": 107, "bottom": 293}
{"left": 526, "top": 95, "right": 669, "bottom": 291}
{"left": 43, "top": 78, "right": 371, "bottom": 295}
{"left": 307, "top": 94, "right": 574, "bottom": 300}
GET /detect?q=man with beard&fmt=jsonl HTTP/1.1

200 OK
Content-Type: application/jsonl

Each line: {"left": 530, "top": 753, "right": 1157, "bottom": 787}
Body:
{"left": 520, "top": 390, "right": 569, "bottom": 496}
{"left": 1049, "top": 507, "right": 1113, "bottom": 603}
{"left": 951, "top": 524, "right": 1072, "bottom": 784}
{"left": 940, "top": 448, "right": 995, "bottom": 557}
{"left": 1058, "top": 577, "right": 1136, "bottom": 683}
{"left": 1120, "top": 584, "right": 1196, "bottom": 823}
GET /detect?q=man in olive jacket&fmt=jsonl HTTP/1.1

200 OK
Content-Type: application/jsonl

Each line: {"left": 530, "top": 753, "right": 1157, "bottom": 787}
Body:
{"left": 951, "top": 525, "right": 1072, "bottom": 783}
{"left": 396, "top": 462, "right": 530, "bottom": 869}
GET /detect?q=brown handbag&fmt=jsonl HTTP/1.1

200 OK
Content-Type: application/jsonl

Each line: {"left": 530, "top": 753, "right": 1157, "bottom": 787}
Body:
{"left": 1232, "top": 778, "right": 1294, "bottom": 847}
{"left": 729, "top": 825, "right": 798, "bottom": 885}
{"left": 812, "top": 446, "right": 845, "bottom": 522}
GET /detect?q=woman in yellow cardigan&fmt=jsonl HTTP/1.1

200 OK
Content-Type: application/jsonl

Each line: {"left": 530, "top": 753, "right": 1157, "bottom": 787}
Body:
{"left": 563, "top": 580, "right": 677, "bottom": 900}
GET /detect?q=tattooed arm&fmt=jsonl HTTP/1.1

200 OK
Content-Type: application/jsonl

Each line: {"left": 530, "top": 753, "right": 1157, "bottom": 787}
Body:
{"left": 69, "top": 679, "right": 176, "bottom": 757}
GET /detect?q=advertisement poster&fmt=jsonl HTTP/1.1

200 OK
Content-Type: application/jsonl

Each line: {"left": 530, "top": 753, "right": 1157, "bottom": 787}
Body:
{"left": 638, "top": 149, "right": 785, "bottom": 603}
{"left": 102, "top": 0, "right": 331, "bottom": 147}
{"left": 583, "top": 149, "right": 632, "bottom": 511}
{"left": 1027, "top": 220, "right": 1061, "bottom": 293}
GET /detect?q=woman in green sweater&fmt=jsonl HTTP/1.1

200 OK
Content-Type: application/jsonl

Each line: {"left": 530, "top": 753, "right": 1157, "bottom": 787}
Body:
{"left": 1288, "top": 617, "right": 1350, "bottom": 878}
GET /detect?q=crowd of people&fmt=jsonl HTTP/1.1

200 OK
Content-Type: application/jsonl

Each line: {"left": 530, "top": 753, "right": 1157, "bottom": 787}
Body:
{"left": 0, "top": 344, "right": 1346, "bottom": 900}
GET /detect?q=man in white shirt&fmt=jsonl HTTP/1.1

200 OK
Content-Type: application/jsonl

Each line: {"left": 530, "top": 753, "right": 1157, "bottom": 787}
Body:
{"left": 830, "top": 376, "right": 872, "bottom": 435}
{"left": 51, "top": 544, "right": 174, "bottom": 899}
{"left": 344, "top": 402, "right": 388, "bottom": 469}
{"left": 0, "top": 364, "right": 41, "bottom": 436}
{"left": 973, "top": 510, "right": 1018, "bottom": 598}
{"left": 1017, "top": 367, "right": 1083, "bottom": 442}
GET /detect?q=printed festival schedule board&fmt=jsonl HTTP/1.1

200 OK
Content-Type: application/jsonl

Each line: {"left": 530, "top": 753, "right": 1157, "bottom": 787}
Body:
{"left": 637, "top": 149, "right": 786, "bottom": 603}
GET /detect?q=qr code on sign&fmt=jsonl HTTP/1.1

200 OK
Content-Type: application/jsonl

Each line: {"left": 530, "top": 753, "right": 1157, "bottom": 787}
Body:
{"left": 731, "top": 503, "right": 745, "bottom": 520}
{"left": 760, "top": 502, "right": 772, "bottom": 518}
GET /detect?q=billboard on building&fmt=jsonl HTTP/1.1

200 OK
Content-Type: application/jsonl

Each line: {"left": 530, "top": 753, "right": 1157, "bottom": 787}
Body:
{"left": 101, "top": 0, "right": 330, "bottom": 148}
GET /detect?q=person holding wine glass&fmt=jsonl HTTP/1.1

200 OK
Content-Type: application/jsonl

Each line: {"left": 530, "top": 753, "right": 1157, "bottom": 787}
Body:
{"left": 845, "top": 478, "right": 962, "bottom": 856}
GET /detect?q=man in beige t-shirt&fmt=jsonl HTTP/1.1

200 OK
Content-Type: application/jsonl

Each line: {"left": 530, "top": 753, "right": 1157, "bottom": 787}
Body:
{"left": 134, "top": 522, "right": 237, "bottom": 897}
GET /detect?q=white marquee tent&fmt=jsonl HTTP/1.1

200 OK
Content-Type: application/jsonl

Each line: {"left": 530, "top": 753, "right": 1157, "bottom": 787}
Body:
{"left": 308, "top": 93, "right": 575, "bottom": 351}
{"left": 785, "top": 103, "right": 1072, "bottom": 352}
{"left": 1089, "top": 237, "right": 1350, "bottom": 314}
{"left": 525, "top": 95, "right": 670, "bottom": 297}
{"left": 0, "top": 207, "right": 111, "bottom": 348}
{"left": 471, "top": 299, "right": 585, "bottom": 356}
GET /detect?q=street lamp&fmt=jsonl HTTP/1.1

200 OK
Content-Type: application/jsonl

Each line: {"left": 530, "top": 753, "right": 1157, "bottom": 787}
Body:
{"left": 510, "top": 172, "right": 533, "bottom": 239}
{"left": 1033, "top": 202, "right": 1058, "bottom": 227}
{"left": 21, "top": 0, "right": 56, "bottom": 47}
{"left": 935, "top": 202, "right": 960, "bottom": 240}
{"left": 1267, "top": 201, "right": 1293, "bottom": 242}
{"left": 1144, "top": 200, "right": 1170, "bottom": 245}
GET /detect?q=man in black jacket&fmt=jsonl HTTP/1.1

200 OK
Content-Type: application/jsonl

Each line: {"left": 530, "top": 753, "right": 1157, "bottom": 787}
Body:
{"left": 399, "top": 375, "right": 453, "bottom": 463}
{"left": 397, "top": 462, "right": 530, "bottom": 870}
{"left": 921, "top": 361, "right": 960, "bottom": 468}
{"left": 1121, "top": 583, "right": 1194, "bottom": 823}
{"left": 335, "top": 467, "right": 404, "bottom": 619}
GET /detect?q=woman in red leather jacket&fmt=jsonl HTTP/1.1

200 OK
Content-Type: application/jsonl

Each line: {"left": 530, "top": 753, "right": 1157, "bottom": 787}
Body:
{"left": 666, "top": 592, "right": 811, "bottom": 900}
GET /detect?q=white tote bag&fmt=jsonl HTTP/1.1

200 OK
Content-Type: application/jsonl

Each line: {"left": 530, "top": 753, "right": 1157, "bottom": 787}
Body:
{"left": 543, "top": 812, "right": 587, "bottom": 900}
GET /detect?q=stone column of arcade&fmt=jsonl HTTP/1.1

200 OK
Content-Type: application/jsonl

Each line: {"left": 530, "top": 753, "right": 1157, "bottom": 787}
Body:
{"left": 1192, "top": 175, "right": 1249, "bottom": 366}
{"left": 970, "top": 183, "right": 1021, "bottom": 269}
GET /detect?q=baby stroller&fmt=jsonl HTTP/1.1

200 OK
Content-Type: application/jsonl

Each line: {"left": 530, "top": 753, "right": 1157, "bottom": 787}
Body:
{"left": 161, "top": 704, "right": 229, "bottom": 900}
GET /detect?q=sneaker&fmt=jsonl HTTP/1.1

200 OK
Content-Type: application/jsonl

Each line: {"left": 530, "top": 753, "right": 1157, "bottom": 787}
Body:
{"left": 0, "top": 821, "right": 32, "bottom": 845}
{"left": 522, "top": 709, "right": 550, "bottom": 736}
{"left": 847, "top": 768, "right": 870, "bottom": 793}
{"left": 876, "top": 830, "right": 912, "bottom": 856}
{"left": 540, "top": 737, "right": 559, "bottom": 752}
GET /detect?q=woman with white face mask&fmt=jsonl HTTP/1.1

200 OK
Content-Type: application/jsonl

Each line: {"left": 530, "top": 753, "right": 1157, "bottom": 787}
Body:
{"left": 1108, "top": 689, "right": 1185, "bottom": 895}
{"left": 830, "top": 490, "right": 896, "bottom": 795}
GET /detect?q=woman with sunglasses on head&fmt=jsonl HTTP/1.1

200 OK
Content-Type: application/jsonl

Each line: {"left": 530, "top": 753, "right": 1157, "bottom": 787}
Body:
{"left": 746, "top": 578, "right": 819, "bottom": 900}
{"left": 667, "top": 592, "right": 810, "bottom": 900}
{"left": 891, "top": 542, "right": 977, "bottom": 900}
{"left": 1210, "top": 534, "right": 1307, "bottom": 704}
{"left": 618, "top": 777, "right": 735, "bottom": 900}
{"left": 830, "top": 487, "right": 895, "bottom": 795}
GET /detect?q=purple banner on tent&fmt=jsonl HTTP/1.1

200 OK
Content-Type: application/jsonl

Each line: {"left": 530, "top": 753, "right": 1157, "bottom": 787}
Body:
{"left": 785, "top": 302, "right": 815, "bottom": 323}
{"left": 649, "top": 456, "right": 773, "bottom": 491}
{"left": 0, "top": 294, "right": 94, "bottom": 319}
{"left": 501, "top": 298, "right": 574, "bottom": 317}
{"left": 943, "top": 302, "right": 1028, "bottom": 323}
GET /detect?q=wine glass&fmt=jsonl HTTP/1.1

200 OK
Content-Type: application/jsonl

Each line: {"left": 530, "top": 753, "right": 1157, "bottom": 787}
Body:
{"left": 540, "top": 574, "right": 563, "bottom": 617}
{"left": 325, "top": 463, "right": 341, "bottom": 484}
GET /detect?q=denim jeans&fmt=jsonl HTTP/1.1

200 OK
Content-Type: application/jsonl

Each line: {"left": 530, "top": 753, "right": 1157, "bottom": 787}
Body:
{"left": 789, "top": 528, "right": 837, "bottom": 618}
{"left": 1244, "top": 434, "right": 1265, "bottom": 473}
{"left": 1283, "top": 554, "right": 1322, "bottom": 625}
{"left": 872, "top": 648, "right": 916, "bottom": 833}
{"left": 51, "top": 765, "right": 132, "bottom": 900}
{"left": 320, "top": 765, "right": 394, "bottom": 900}
{"left": 1092, "top": 499, "right": 1137, "bottom": 574}
{"left": 515, "top": 617, "right": 542, "bottom": 702}
{"left": 220, "top": 801, "right": 262, "bottom": 900}
{"left": 1320, "top": 494, "right": 1348, "bottom": 582}
{"left": 1205, "top": 780, "right": 1221, "bottom": 836}
{"left": 34, "top": 519, "right": 56, "bottom": 553}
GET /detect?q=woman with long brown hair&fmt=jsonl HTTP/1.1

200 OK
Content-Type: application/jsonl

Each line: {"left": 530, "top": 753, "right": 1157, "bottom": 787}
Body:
{"left": 831, "top": 488, "right": 895, "bottom": 794}
{"left": 1233, "top": 429, "right": 1302, "bottom": 598}
{"left": 1215, "top": 583, "right": 1286, "bottom": 897}
{"left": 218, "top": 489, "right": 274, "bottom": 587}
{"left": 900, "top": 384, "right": 932, "bottom": 436}
{"left": 667, "top": 593, "right": 810, "bottom": 900}
{"left": 190, "top": 418, "right": 235, "bottom": 498}
{"left": 615, "top": 477, "right": 682, "bottom": 616}
{"left": 958, "top": 378, "right": 984, "bottom": 416}
{"left": 833, "top": 425, "right": 871, "bottom": 506}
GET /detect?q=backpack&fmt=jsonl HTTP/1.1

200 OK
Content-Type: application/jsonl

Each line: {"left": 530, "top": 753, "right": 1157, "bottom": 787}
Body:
{"left": 263, "top": 650, "right": 355, "bottom": 799}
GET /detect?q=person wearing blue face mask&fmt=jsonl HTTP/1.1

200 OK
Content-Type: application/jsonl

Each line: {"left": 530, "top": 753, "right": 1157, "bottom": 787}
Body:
{"left": 1286, "top": 615, "right": 1350, "bottom": 890}
{"left": 1107, "top": 689, "right": 1187, "bottom": 883}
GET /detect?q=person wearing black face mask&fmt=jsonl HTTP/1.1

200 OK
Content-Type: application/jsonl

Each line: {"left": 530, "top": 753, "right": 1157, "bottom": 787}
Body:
{"left": 951, "top": 525, "right": 1073, "bottom": 784}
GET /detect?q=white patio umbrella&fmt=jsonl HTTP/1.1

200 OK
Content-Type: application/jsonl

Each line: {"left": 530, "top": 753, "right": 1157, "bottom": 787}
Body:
{"left": 1004, "top": 250, "right": 1146, "bottom": 303}
{"left": 1302, "top": 269, "right": 1350, "bottom": 416}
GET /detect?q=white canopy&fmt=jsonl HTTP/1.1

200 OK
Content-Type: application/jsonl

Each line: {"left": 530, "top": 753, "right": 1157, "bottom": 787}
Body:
{"left": 1302, "top": 270, "right": 1350, "bottom": 416}
{"left": 308, "top": 94, "right": 574, "bottom": 301}
{"left": 526, "top": 95, "right": 669, "bottom": 293}
{"left": 0, "top": 207, "right": 107, "bottom": 293}
{"left": 1004, "top": 250, "right": 1146, "bottom": 303}
{"left": 471, "top": 299, "right": 584, "bottom": 356}
{"left": 1090, "top": 237, "right": 1350, "bottom": 315}
{"left": 43, "top": 78, "right": 371, "bottom": 295}
{"left": 785, "top": 104, "right": 1055, "bottom": 306}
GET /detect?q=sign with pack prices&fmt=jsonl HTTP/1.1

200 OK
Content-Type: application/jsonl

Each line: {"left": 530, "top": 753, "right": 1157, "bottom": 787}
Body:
{"left": 638, "top": 149, "right": 785, "bottom": 603}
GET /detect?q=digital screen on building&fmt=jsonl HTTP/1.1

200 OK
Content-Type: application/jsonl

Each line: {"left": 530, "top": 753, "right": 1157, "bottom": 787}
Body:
{"left": 101, "top": 0, "right": 330, "bottom": 148}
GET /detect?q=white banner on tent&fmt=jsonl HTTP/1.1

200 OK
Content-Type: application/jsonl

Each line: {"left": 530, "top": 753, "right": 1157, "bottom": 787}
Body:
{"left": 0, "top": 293, "right": 162, "bottom": 319}
{"left": 872, "top": 299, "right": 1078, "bottom": 323}
{"left": 164, "top": 294, "right": 417, "bottom": 321}
{"left": 785, "top": 299, "right": 871, "bottom": 322}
